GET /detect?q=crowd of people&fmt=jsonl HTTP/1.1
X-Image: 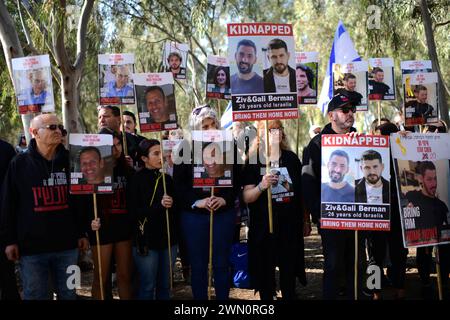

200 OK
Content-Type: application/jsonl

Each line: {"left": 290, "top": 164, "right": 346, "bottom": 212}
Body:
{"left": 0, "top": 93, "right": 449, "bottom": 301}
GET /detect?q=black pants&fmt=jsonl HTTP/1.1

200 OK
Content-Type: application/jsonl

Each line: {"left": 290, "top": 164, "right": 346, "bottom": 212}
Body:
{"left": 0, "top": 251, "right": 20, "bottom": 300}
{"left": 367, "top": 228, "right": 408, "bottom": 289}
{"left": 417, "top": 244, "right": 450, "bottom": 287}
{"left": 320, "top": 228, "right": 365, "bottom": 299}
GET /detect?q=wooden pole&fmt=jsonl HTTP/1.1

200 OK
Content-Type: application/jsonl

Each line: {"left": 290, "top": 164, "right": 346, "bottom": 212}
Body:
{"left": 296, "top": 105, "right": 301, "bottom": 155}
{"left": 208, "top": 187, "right": 215, "bottom": 300}
{"left": 354, "top": 230, "right": 358, "bottom": 301}
{"left": 264, "top": 120, "right": 274, "bottom": 234}
{"left": 120, "top": 106, "right": 128, "bottom": 156}
{"left": 435, "top": 245, "right": 443, "bottom": 300}
{"left": 159, "top": 132, "right": 173, "bottom": 292}
{"left": 377, "top": 101, "right": 381, "bottom": 126}
{"left": 93, "top": 193, "right": 104, "bottom": 300}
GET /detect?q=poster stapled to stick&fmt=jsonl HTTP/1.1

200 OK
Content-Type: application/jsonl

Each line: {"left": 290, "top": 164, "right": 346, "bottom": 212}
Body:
{"left": 98, "top": 53, "right": 135, "bottom": 105}
{"left": 192, "top": 130, "right": 233, "bottom": 188}
{"left": 206, "top": 55, "right": 231, "bottom": 100}
{"left": 321, "top": 134, "right": 391, "bottom": 231}
{"left": 403, "top": 72, "right": 439, "bottom": 126}
{"left": 295, "top": 52, "right": 318, "bottom": 105}
{"left": 227, "top": 23, "right": 298, "bottom": 121}
{"left": 391, "top": 133, "right": 450, "bottom": 247}
{"left": 12, "top": 55, "right": 55, "bottom": 115}
{"left": 368, "top": 58, "right": 396, "bottom": 101}
{"left": 134, "top": 72, "right": 178, "bottom": 132}
{"left": 163, "top": 41, "right": 189, "bottom": 80}
{"left": 69, "top": 134, "right": 114, "bottom": 194}
{"left": 333, "top": 61, "right": 368, "bottom": 111}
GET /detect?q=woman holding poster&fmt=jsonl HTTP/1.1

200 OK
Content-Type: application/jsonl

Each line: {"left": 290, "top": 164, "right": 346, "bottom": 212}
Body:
{"left": 128, "top": 139, "right": 178, "bottom": 300}
{"left": 173, "top": 105, "right": 238, "bottom": 300}
{"left": 242, "top": 120, "right": 307, "bottom": 300}
{"left": 88, "top": 128, "right": 134, "bottom": 300}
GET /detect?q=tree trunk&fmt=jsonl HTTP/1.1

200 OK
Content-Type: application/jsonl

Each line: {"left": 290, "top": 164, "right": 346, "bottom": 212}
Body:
{"left": 0, "top": 2, "right": 33, "bottom": 143}
{"left": 419, "top": 0, "right": 449, "bottom": 126}
{"left": 61, "top": 69, "right": 83, "bottom": 133}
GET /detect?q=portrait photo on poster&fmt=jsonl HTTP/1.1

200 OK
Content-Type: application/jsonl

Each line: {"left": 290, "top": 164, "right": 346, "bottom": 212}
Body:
{"left": 134, "top": 72, "right": 178, "bottom": 132}
{"left": 403, "top": 72, "right": 439, "bottom": 126}
{"left": 333, "top": 61, "right": 368, "bottom": 111}
{"left": 206, "top": 55, "right": 231, "bottom": 100}
{"left": 394, "top": 159, "right": 450, "bottom": 247}
{"left": 295, "top": 52, "right": 318, "bottom": 105}
{"left": 368, "top": 58, "right": 396, "bottom": 101}
{"left": 163, "top": 41, "right": 189, "bottom": 80}
{"left": 98, "top": 53, "right": 136, "bottom": 105}
{"left": 12, "top": 55, "right": 55, "bottom": 114}
{"left": 69, "top": 134, "right": 114, "bottom": 194}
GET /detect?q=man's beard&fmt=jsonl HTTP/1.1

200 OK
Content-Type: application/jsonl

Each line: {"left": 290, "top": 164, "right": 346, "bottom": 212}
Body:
{"left": 366, "top": 174, "right": 380, "bottom": 184}
{"left": 274, "top": 63, "right": 287, "bottom": 74}
{"left": 330, "top": 171, "right": 344, "bottom": 183}
{"left": 238, "top": 62, "right": 253, "bottom": 74}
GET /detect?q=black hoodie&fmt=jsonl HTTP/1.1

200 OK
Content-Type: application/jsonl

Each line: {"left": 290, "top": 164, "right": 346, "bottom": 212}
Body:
{"left": 0, "top": 139, "right": 85, "bottom": 255}
{"left": 301, "top": 123, "right": 357, "bottom": 223}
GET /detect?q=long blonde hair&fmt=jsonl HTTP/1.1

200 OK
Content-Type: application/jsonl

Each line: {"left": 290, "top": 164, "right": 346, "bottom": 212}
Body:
{"left": 247, "top": 120, "right": 290, "bottom": 162}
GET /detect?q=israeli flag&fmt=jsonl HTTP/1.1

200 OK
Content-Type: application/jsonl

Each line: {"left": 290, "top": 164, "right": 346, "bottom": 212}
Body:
{"left": 317, "top": 20, "right": 361, "bottom": 114}
{"left": 220, "top": 101, "right": 233, "bottom": 129}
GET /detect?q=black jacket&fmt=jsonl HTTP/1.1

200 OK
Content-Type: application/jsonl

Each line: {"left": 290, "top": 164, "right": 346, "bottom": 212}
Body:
{"left": 301, "top": 123, "right": 357, "bottom": 223}
{"left": 355, "top": 177, "right": 390, "bottom": 204}
{"left": 0, "top": 139, "right": 85, "bottom": 255}
{"left": 128, "top": 168, "right": 178, "bottom": 250}
{"left": 263, "top": 66, "right": 297, "bottom": 93}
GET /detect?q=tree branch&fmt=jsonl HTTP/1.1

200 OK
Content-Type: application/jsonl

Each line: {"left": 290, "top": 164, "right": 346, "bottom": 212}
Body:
{"left": 52, "top": 2, "right": 71, "bottom": 73}
{"left": 74, "top": 0, "right": 94, "bottom": 69}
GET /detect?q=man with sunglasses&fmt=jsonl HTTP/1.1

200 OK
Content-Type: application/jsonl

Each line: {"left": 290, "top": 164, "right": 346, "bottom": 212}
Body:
{"left": 0, "top": 114, "right": 89, "bottom": 300}
{"left": 302, "top": 93, "right": 364, "bottom": 299}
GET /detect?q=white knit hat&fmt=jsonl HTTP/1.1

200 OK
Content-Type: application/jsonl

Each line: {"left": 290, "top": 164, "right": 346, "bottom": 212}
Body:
{"left": 189, "top": 104, "right": 220, "bottom": 130}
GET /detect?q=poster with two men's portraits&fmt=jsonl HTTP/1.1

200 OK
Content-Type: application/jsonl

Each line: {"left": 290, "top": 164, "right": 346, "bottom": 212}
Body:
{"left": 227, "top": 23, "right": 298, "bottom": 122}
{"left": 391, "top": 133, "right": 450, "bottom": 248}
{"left": 320, "top": 134, "right": 391, "bottom": 231}
{"left": 69, "top": 134, "right": 114, "bottom": 194}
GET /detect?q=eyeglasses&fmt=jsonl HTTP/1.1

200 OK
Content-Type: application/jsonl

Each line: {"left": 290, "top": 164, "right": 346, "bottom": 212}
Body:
{"left": 41, "top": 124, "right": 65, "bottom": 132}
{"left": 338, "top": 106, "right": 356, "bottom": 114}
{"left": 192, "top": 105, "right": 210, "bottom": 116}
{"left": 426, "top": 125, "right": 446, "bottom": 133}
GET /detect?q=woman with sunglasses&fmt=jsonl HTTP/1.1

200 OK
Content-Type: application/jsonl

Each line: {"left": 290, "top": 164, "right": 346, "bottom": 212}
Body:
{"left": 89, "top": 128, "right": 134, "bottom": 299}
{"left": 242, "top": 120, "right": 307, "bottom": 300}
{"left": 127, "top": 139, "right": 177, "bottom": 299}
{"left": 173, "top": 105, "right": 239, "bottom": 299}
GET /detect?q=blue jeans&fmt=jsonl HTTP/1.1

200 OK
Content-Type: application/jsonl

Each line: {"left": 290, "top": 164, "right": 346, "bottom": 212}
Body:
{"left": 19, "top": 249, "right": 78, "bottom": 300}
{"left": 181, "top": 209, "right": 235, "bottom": 300}
{"left": 133, "top": 245, "right": 177, "bottom": 300}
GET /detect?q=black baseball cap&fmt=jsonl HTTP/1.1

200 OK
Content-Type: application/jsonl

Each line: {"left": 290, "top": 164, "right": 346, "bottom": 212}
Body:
{"left": 327, "top": 93, "right": 355, "bottom": 113}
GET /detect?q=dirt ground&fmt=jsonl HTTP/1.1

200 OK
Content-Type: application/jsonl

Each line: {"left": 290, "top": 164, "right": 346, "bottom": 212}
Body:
{"left": 77, "top": 226, "right": 446, "bottom": 300}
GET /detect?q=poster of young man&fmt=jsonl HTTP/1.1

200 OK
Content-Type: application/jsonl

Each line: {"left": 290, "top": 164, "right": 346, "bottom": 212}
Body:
{"left": 391, "top": 132, "right": 450, "bottom": 247}
{"left": 400, "top": 60, "right": 432, "bottom": 75}
{"left": 69, "top": 134, "right": 114, "bottom": 194}
{"left": 12, "top": 55, "right": 55, "bottom": 114}
{"left": 192, "top": 130, "right": 233, "bottom": 188}
{"left": 402, "top": 72, "right": 439, "bottom": 126}
{"left": 227, "top": 23, "right": 298, "bottom": 121}
{"left": 206, "top": 55, "right": 231, "bottom": 100}
{"left": 295, "top": 51, "right": 318, "bottom": 105}
{"left": 163, "top": 41, "right": 189, "bottom": 80}
{"left": 368, "top": 58, "right": 396, "bottom": 100}
{"left": 134, "top": 72, "right": 178, "bottom": 132}
{"left": 333, "top": 61, "right": 368, "bottom": 111}
{"left": 98, "top": 53, "right": 135, "bottom": 105}
{"left": 321, "top": 134, "right": 391, "bottom": 231}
